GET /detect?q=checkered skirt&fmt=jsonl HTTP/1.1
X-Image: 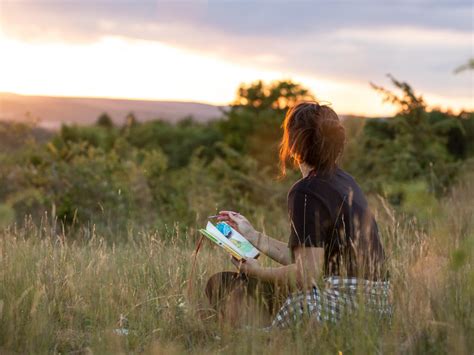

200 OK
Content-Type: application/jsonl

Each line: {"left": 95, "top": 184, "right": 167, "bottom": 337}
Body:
{"left": 272, "top": 276, "right": 392, "bottom": 328}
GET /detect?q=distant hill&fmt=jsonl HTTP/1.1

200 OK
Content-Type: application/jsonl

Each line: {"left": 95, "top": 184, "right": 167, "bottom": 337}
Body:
{"left": 0, "top": 92, "right": 225, "bottom": 130}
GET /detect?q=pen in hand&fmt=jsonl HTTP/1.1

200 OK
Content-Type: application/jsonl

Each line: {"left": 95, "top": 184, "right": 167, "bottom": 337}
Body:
{"left": 208, "top": 211, "right": 241, "bottom": 219}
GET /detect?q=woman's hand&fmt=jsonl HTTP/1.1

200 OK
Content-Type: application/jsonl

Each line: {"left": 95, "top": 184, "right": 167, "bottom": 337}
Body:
{"left": 217, "top": 210, "right": 257, "bottom": 241}
{"left": 230, "top": 257, "right": 261, "bottom": 276}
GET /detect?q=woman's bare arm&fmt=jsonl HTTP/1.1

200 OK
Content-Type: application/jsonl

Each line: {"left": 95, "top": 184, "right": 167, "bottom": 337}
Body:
{"left": 246, "top": 230, "right": 292, "bottom": 265}
{"left": 217, "top": 210, "right": 292, "bottom": 265}
{"left": 232, "top": 246, "right": 324, "bottom": 291}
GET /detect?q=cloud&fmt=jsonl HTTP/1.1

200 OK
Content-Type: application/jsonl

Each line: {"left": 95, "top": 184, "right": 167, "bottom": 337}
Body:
{"left": 1, "top": 0, "right": 472, "bottom": 99}
{"left": 2, "top": 1, "right": 471, "bottom": 42}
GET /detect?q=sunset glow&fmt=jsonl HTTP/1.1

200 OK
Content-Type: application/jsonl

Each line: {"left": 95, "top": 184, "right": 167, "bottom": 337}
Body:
{"left": 0, "top": 28, "right": 472, "bottom": 117}
{"left": 0, "top": 3, "right": 474, "bottom": 116}
{"left": 0, "top": 32, "right": 282, "bottom": 105}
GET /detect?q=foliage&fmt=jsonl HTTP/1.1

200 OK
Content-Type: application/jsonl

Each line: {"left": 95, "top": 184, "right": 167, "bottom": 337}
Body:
{"left": 219, "top": 80, "right": 315, "bottom": 171}
{"left": 454, "top": 58, "right": 474, "bottom": 73}
{"left": 96, "top": 112, "right": 114, "bottom": 128}
{"left": 344, "top": 75, "right": 473, "bottom": 205}
{"left": 232, "top": 80, "right": 315, "bottom": 112}
{"left": 4, "top": 140, "right": 158, "bottom": 234}
{"left": 0, "top": 121, "right": 52, "bottom": 152}
{"left": 0, "top": 78, "right": 473, "bottom": 234}
{"left": 126, "top": 119, "right": 221, "bottom": 169}
{"left": 55, "top": 124, "right": 118, "bottom": 151}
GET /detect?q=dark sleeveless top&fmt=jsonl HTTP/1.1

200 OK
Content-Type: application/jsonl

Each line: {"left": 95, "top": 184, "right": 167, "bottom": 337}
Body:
{"left": 287, "top": 168, "right": 387, "bottom": 280}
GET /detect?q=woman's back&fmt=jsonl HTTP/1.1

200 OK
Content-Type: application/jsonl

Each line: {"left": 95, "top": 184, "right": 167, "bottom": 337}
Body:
{"left": 207, "top": 102, "right": 392, "bottom": 328}
{"left": 287, "top": 167, "right": 386, "bottom": 280}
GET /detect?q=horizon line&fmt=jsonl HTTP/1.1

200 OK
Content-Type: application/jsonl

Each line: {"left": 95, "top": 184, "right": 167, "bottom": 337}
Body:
{"left": 0, "top": 91, "right": 392, "bottom": 119}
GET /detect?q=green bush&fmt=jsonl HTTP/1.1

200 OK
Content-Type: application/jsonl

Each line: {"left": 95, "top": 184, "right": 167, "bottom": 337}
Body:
{"left": 0, "top": 78, "right": 472, "bottom": 241}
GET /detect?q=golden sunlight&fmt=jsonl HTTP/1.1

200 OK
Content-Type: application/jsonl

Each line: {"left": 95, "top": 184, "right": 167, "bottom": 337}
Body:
{"left": 0, "top": 32, "right": 471, "bottom": 116}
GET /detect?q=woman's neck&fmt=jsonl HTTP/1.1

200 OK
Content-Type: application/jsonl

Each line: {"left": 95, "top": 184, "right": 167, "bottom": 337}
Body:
{"left": 299, "top": 163, "right": 315, "bottom": 178}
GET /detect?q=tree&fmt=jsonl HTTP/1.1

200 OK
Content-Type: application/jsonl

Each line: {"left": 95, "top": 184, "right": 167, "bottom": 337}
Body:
{"left": 126, "top": 119, "right": 220, "bottom": 169}
{"left": 349, "top": 75, "right": 465, "bottom": 198}
{"left": 233, "top": 80, "right": 315, "bottom": 113}
{"left": 121, "top": 112, "right": 138, "bottom": 137}
{"left": 454, "top": 58, "right": 474, "bottom": 74}
{"left": 96, "top": 113, "right": 114, "bottom": 128}
{"left": 124, "top": 112, "right": 138, "bottom": 128}
{"left": 219, "top": 80, "right": 315, "bottom": 169}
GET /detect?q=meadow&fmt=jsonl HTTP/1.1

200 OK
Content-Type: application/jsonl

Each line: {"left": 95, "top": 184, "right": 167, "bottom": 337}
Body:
{"left": 0, "top": 79, "right": 473, "bottom": 353}
{"left": 1, "top": 170, "right": 472, "bottom": 354}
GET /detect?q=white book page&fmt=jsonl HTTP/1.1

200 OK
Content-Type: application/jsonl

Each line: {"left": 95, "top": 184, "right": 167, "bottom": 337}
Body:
{"left": 227, "top": 226, "right": 260, "bottom": 259}
{"left": 206, "top": 222, "right": 244, "bottom": 258}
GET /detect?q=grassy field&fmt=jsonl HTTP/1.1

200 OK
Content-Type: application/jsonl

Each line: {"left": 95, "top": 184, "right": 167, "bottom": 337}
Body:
{"left": 0, "top": 174, "right": 472, "bottom": 354}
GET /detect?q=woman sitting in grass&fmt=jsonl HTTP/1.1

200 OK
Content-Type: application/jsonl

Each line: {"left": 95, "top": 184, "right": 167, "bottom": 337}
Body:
{"left": 206, "top": 102, "right": 391, "bottom": 328}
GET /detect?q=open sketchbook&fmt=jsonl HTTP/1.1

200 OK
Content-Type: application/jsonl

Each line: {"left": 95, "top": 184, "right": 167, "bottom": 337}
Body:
{"left": 199, "top": 221, "right": 260, "bottom": 261}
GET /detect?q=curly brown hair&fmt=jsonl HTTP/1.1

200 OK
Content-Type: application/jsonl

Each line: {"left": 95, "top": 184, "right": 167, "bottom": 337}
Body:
{"left": 279, "top": 101, "right": 345, "bottom": 176}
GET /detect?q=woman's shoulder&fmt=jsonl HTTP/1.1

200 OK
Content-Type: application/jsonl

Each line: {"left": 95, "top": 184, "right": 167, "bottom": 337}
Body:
{"left": 333, "top": 168, "right": 360, "bottom": 187}
{"left": 335, "top": 168, "right": 365, "bottom": 192}
{"left": 287, "top": 168, "right": 363, "bottom": 200}
{"left": 287, "top": 169, "right": 337, "bottom": 198}
{"left": 287, "top": 173, "right": 324, "bottom": 194}
{"left": 302, "top": 167, "right": 356, "bottom": 186}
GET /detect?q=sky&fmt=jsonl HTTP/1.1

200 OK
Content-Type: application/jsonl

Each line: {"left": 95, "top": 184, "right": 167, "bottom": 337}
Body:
{"left": 0, "top": 0, "right": 472, "bottom": 116}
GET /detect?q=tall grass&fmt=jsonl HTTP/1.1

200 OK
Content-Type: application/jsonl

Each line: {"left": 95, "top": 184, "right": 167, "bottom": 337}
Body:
{"left": 0, "top": 176, "right": 472, "bottom": 354}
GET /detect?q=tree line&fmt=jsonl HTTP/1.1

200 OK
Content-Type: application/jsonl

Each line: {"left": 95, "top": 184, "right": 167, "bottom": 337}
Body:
{"left": 0, "top": 77, "right": 472, "bottom": 238}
